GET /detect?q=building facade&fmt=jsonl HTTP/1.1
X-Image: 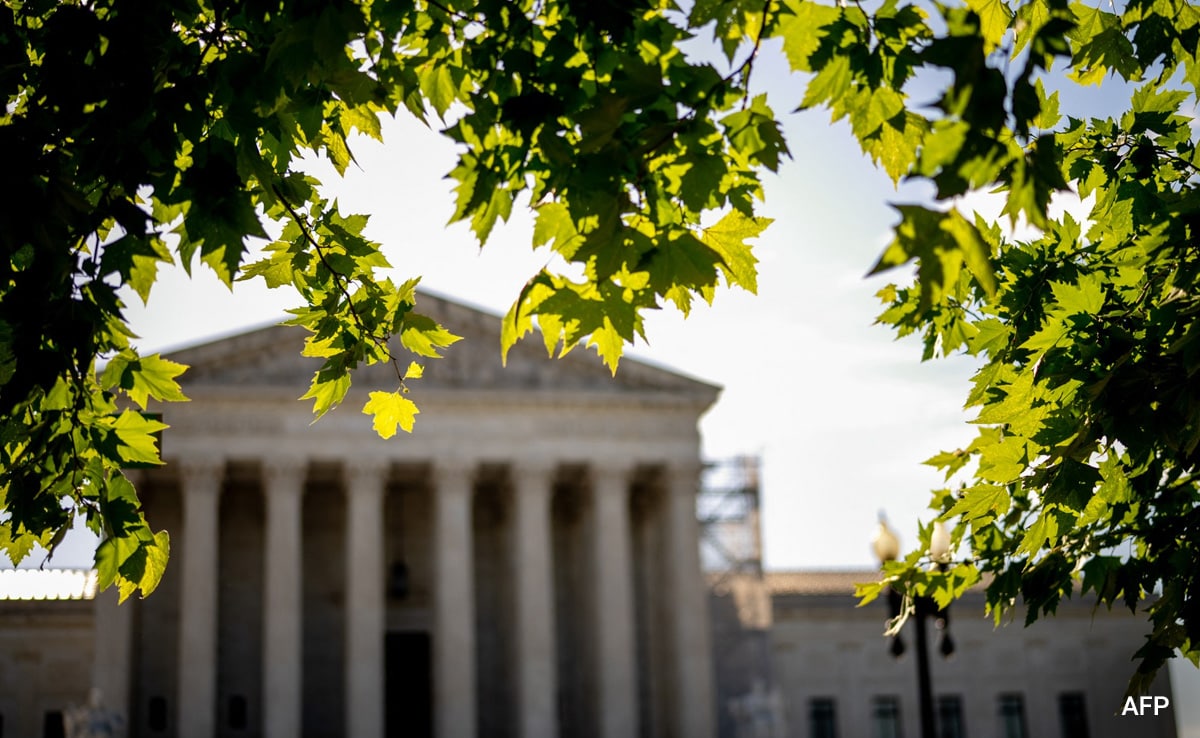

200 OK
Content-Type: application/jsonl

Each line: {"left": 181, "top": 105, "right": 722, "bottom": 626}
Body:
{"left": 764, "top": 571, "right": 1178, "bottom": 738}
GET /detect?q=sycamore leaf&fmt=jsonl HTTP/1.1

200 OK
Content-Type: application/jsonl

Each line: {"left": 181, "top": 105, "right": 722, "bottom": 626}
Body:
{"left": 0, "top": 521, "right": 52, "bottom": 566}
{"left": 1033, "top": 78, "right": 1061, "bottom": 130}
{"left": 502, "top": 276, "right": 554, "bottom": 364}
{"left": 403, "top": 361, "right": 424, "bottom": 380}
{"left": 700, "top": 211, "right": 769, "bottom": 293}
{"left": 800, "top": 54, "right": 853, "bottom": 111}
{"left": 947, "top": 484, "right": 1011, "bottom": 521}
{"left": 924, "top": 448, "right": 971, "bottom": 480}
{"left": 777, "top": 1, "right": 842, "bottom": 72}
{"left": 341, "top": 105, "right": 383, "bottom": 140}
{"left": 363, "top": 390, "right": 419, "bottom": 439}
{"left": 301, "top": 372, "right": 351, "bottom": 420}
{"left": 95, "top": 526, "right": 170, "bottom": 602}
{"left": 533, "top": 202, "right": 580, "bottom": 253}
{"left": 112, "top": 410, "right": 169, "bottom": 466}
{"left": 966, "top": 0, "right": 1014, "bottom": 53}
{"left": 588, "top": 317, "right": 626, "bottom": 375}
{"left": 1018, "top": 509, "right": 1060, "bottom": 556}
{"left": 240, "top": 253, "right": 296, "bottom": 289}
{"left": 101, "top": 352, "right": 190, "bottom": 410}
{"left": 1049, "top": 274, "right": 1105, "bottom": 315}
{"left": 418, "top": 63, "right": 460, "bottom": 117}
{"left": 400, "top": 314, "right": 461, "bottom": 358}
{"left": 976, "top": 436, "right": 1027, "bottom": 483}
{"left": 141, "top": 530, "right": 171, "bottom": 597}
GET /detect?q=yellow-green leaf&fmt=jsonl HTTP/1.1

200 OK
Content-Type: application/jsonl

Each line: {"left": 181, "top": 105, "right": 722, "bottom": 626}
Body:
{"left": 966, "top": 0, "right": 1014, "bottom": 52}
{"left": 363, "top": 390, "right": 420, "bottom": 439}
{"left": 700, "top": 211, "right": 769, "bottom": 293}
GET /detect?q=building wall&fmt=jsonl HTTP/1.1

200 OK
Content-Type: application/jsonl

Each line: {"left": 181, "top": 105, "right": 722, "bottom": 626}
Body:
{"left": 770, "top": 583, "right": 1177, "bottom": 738}
{"left": 0, "top": 600, "right": 95, "bottom": 737}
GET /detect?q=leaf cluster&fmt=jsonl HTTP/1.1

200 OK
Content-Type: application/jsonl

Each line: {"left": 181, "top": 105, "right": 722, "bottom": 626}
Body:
{"left": 1, "top": 0, "right": 772, "bottom": 596}
{"left": 850, "top": 0, "right": 1200, "bottom": 689}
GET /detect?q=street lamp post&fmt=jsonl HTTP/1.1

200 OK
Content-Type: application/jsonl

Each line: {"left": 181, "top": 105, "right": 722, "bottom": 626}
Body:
{"left": 872, "top": 515, "right": 955, "bottom": 738}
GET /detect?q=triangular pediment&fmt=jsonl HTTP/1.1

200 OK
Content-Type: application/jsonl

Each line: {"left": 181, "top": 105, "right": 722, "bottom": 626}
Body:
{"left": 167, "top": 290, "right": 720, "bottom": 401}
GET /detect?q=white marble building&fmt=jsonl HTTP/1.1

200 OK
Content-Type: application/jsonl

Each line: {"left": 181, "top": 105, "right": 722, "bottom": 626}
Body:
{"left": 92, "top": 292, "right": 721, "bottom": 738}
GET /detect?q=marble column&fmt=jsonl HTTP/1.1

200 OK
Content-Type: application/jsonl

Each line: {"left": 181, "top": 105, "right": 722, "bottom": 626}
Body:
{"left": 345, "top": 459, "right": 389, "bottom": 738}
{"left": 261, "top": 458, "right": 305, "bottom": 738}
{"left": 91, "top": 586, "right": 133, "bottom": 737}
{"left": 510, "top": 462, "right": 558, "bottom": 738}
{"left": 433, "top": 460, "right": 476, "bottom": 738}
{"left": 665, "top": 462, "right": 716, "bottom": 738}
{"left": 591, "top": 464, "right": 638, "bottom": 738}
{"left": 177, "top": 457, "right": 223, "bottom": 738}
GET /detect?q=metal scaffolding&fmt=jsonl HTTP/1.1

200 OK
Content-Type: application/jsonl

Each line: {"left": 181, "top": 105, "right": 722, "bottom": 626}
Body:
{"left": 699, "top": 455, "right": 764, "bottom": 583}
{"left": 699, "top": 455, "right": 785, "bottom": 738}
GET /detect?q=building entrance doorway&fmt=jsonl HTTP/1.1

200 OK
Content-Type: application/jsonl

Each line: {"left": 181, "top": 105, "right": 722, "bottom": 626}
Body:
{"left": 385, "top": 631, "right": 433, "bottom": 738}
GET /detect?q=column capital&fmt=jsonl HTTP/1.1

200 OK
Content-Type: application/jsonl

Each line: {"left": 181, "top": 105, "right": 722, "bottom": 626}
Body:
{"left": 509, "top": 460, "right": 559, "bottom": 486}
{"left": 262, "top": 456, "right": 307, "bottom": 486}
{"left": 431, "top": 458, "right": 478, "bottom": 488}
{"left": 589, "top": 462, "right": 636, "bottom": 492}
{"left": 343, "top": 458, "right": 390, "bottom": 494}
{"left": 177, "top": 456, "right": 224, "bottom": 490}
{"left": 663, "top": 460, "right": 704, "bottom": 495}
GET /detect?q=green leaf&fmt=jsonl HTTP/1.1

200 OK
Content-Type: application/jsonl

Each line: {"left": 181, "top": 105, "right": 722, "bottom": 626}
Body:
{"left": 869, "top": 206, "right": 996, "bottom": 311}
{"left": 111, "top": 410, "right": 169, "bottom": 466}
{"left": 1049, "top": 274, "right": 1105, "bottom": 315}
{"left": 588, "top": 317, "right": 626, "bottom": 375}
{"left": 947, "top": 484, "right": 1012, "bottom": 521}
{"left": 778, "top": 2, "right": 843, "bottom": 72}
{"left": 418, "top": 63, "right": 460, "bottom": 117}
{"left": 400, "top": 314, "right": 461, "bottom": 358}
{"left": 533, "top": 202, "right": 581, "bottom": 253}
{"left": 1018, "top": 508, "right": 1060, "bottom": 556}
{"left": 1069, "top": 6, "right": 1140, "bottom": 85}
{"left": 363, "top": 391, "right": 420, "bottom": 439}
{"left": 300, "top": 372, "right": 351, "bottom": 420}
{"left": 0, "top": 521, "right": 52, "bottom": 566}
{"left": 1033, "top": 78, "right": 1061, "bottom": 130}
{"left": 800, "top": 54, "right": 852, "bottom": 111}
{"left": 966, "top": 0, "right": 1014, "bottom": 52}
{"left": 341, "top": 105, "right": 383, "bottom": 140}
{"left": 101, "top": 352, "right": 190, "bottom": 410}
{"left": 700, "top": 211, "right": 769, "bottom": 293}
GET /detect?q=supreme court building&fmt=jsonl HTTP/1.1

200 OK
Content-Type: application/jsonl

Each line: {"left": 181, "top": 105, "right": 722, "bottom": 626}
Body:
{"left": 92, "top": 292, "right": 721, "bottom": 738}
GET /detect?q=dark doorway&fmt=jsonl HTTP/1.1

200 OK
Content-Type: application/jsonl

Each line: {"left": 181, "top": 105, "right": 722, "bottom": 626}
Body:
{"left": 385, "top": 631, "right": 432, "bottom": 738}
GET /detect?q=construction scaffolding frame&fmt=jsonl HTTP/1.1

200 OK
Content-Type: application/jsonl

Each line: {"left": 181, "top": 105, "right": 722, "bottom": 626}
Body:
{"left": 699, "top": 455, "right": 785, "bottom": 738}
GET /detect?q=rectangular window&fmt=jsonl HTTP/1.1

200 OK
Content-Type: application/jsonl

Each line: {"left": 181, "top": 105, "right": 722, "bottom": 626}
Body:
{"left": 872, "top": 696, "right": 903, "bottom": 738}
{"left": 1058, "top": 692, "right": 1090, "bottom": 738}
{"left": 809, "top": 697, "right": 837, "bottom": 738}
{"left": 998, "top": 694, "right": 1028, "bottom": 738}
{"left": 937, "top": 695, "right": 966, "bottom": 738}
